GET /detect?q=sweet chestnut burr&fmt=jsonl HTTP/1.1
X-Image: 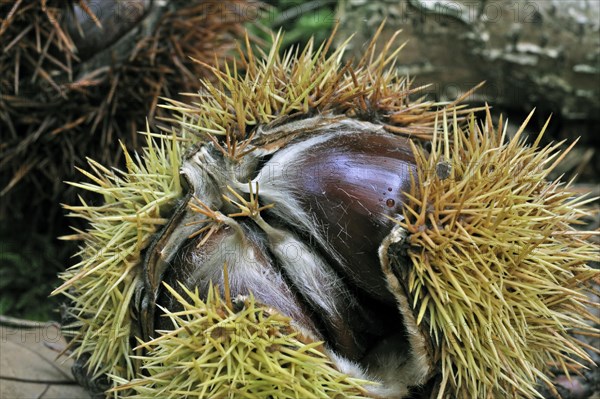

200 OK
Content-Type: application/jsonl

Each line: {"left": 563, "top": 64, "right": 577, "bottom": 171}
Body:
{"left": 54, "top": 27, "right": 599, "bottom": 399}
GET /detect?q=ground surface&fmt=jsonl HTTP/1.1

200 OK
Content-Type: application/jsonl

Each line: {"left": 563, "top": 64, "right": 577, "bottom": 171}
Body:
{"left": 0, "top": 320, "right": 90, "bottom": 399}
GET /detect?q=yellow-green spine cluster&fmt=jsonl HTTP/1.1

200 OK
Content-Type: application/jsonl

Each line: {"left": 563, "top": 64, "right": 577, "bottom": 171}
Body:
{"left": 163, "top": 26, "right": 475, "bottom": 153}
{"left": 111, "top": 284, "right": 373, "bottom": 399}
{"left": 53, "top": 131, "right": 183, "bottom": 383}
{"left": 399, "top": 110, "right": 599, "bottom": 398}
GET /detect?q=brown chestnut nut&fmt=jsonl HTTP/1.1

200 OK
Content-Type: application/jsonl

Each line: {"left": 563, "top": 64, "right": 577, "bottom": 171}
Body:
{"left": 155, "top": 215, "right": 318, "bottom": 335}
{"left": 254, "top": 127, "right": 416, "bottom": 304}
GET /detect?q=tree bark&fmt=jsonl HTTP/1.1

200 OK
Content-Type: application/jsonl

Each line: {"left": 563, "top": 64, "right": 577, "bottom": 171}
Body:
{"left": 337, "top": 0, "right": 599, "bottom": 119}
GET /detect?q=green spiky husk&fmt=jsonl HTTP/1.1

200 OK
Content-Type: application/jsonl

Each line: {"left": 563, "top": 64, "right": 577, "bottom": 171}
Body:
{"left": 52, "top": 23, "right": 600, "bottom": 398}
{"left": 398, "top": 110, "right": 600, "bottom": 398}
{"left": 53, "top": 131, "right": 183, "bottom": 382}
{"left": 111, "top": 284, "right": 373, "bottom": 398}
